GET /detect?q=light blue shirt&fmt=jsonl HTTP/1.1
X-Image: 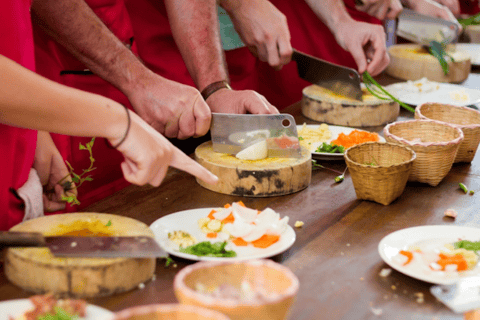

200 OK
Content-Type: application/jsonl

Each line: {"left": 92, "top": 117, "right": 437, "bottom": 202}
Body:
{"left": 218, "top": 7, "right": 245, "bottom": 51}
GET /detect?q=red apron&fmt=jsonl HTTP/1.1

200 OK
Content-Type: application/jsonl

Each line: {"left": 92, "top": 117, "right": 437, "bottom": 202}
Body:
{"left": 460, "top": 0, "right": 480, "bottom": 15}
{"left": 0, "top": 0, "right": 38, "bottom": 230}
{"left": 33, "top": 0, "right": 136, "bottom": 210}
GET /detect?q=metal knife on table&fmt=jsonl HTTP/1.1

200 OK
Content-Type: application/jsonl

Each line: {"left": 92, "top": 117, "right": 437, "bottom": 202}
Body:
{"left": 396, "top": 8, "right": 460, "bottom": 46}
{"left": 0, "top": 231, "right": 167, "bottom": 258}
{"left": 291, "top": 49, "right": 363, "bottom": 101}
{"left": 210, "top": 113, "right": 302, "bottom": 158}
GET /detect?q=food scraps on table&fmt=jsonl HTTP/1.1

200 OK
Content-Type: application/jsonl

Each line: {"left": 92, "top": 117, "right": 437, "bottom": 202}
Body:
{"left": 297, "top": 123, "right": 332, "bottom": 151}
{"left": 330, "top": 130, "right": 379, "bottom": 150}
{"left": 179, "top": 241, "right": 237, "bottom": 258}
{"left": 294, "top": 221, "right": 304, "bottom": 228}
{"left": 11, "top": 294, "right": 86, "bottom": 320}
{"left": 444, "top": 208, "right": 458, "bottom": 218}
{"left": 168, "top": 230, "right": 197, "bottom": 248}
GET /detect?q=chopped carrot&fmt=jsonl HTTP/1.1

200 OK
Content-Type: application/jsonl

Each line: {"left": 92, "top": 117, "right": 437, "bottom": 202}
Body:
{"left": 222, "top": 213, "right": 235, "bottom": 224}
{"left": 236, "top": 201, "right": 246, "bottom": 207}
{"left": 331, "top": 130, "right": 379, "bottom": 149}
{"left": 224, "top": 203, "right": 231, "bottom": 209}
{"left": 232, "top": 238, "right": 249, "bottom": 246}
{"left": 399, "top": 250, "right": 413, "bottom": 265}
{"left": 436, "top": 253, "right": 468, "bottom": 271}
{"left": 206, "top": 233, "right": 217, "bottom": 238}
{"left": 251, "top": 234, "right": 280, "bottom": 248}
{"left": 208, "top": 210, "right": 216, "bottom": 220}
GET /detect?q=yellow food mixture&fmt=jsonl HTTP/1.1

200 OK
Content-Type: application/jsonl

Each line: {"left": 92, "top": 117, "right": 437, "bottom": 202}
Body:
{"left": 168, "top": 230, "right": 197, "bottom": 248}
{"left": 298, "top": 123, "right": 331, "bottom": 151}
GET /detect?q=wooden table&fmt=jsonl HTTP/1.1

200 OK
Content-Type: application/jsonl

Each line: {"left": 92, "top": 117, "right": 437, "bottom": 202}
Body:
{"left": 1, "top": 74, "right": 480, "bottom": 319}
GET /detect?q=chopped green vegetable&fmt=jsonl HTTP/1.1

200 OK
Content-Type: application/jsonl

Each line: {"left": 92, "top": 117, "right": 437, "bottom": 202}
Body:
{"left": 470, "top": 190, "right": 475, "bottom": 195}
{"left": 429, "top": 41, "right": 454, "bottom": 76}
{"left": 316, "top": 142, "right": 344, "bottom": 154}
{"left": 37, "top": 307, "right": 77, "bottom": 320}
{"left": 363, "top": 72, "right": 415, "bottom": 113}
{"left": 105, "top": 220, "right": 112, "bottom": 227}
{"left": 298, "top": 136, "right": 304, "bottom": 141}
{"left": 454, "top": 240, "right": 480, "bottom": 251}
{"left": 179, "top": 241, "right": 237, "bottom": 257}
{"left": 165, "top": 256, "right": 174, "bottom": 267}
{"left": 459, "top": 183, "right": 468, "bottom": 194}
{"left": 334, "top": 175, "right": 344, "bottom": 183}
{"left": 459, "top": 13, "right": 480, "bottom": 27}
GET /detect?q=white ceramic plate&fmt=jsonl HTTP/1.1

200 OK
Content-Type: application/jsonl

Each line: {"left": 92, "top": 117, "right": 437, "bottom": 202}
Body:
{"left": 0, "top": 299, "right": 113, "bottom": 320}
{"left": 456, "top": 43, "right": 480, "bottom": 65}
{"left": 150, "top": 208, "right": 296, "bottom": 261}
{"left": 297, "top": 125, "right": 385, "bottom": 160}
{"left": 378, "top": 225, "right": 480, "bottom": 285}
{"left": 385, "top": 82, "right": 480, "bottom": 107}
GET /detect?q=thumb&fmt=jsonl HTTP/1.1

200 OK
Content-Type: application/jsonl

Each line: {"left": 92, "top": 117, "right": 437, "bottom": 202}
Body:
{"left": 169, "top": 147, "right": 218, "bottom": 185}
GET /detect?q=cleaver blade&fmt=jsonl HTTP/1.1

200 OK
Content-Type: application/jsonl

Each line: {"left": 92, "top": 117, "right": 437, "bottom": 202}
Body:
{"left": 210, "top": 113, "right": 302, "bottom": 158}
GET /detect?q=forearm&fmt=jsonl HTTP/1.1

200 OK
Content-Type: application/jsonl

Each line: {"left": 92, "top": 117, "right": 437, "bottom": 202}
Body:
{"left": 164, "top": 0, "right": 229, "bottom": 91}
{"left": 304, "top": 0, "right": 355, "bottom": 33}
{"left": 30, "top": 0, "right": 150, "bottom": 96}
{"left": 0, "top": 55, "right": 125, "bottom": 140}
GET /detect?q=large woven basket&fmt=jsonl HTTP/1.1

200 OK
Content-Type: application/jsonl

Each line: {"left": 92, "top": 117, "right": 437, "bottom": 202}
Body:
{"left": 384, "top": 120, "right": 464, "bottom": 186}
{"left": 415, "top": 103, "right": 480, "bottom": 163}
{"left": 344, "top": 142, "right": 416, "bottom": 205}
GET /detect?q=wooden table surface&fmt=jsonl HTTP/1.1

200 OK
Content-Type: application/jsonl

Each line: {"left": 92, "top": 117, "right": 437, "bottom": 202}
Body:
{"left": 2, "top": 73, "right": 480, "bottom": 319}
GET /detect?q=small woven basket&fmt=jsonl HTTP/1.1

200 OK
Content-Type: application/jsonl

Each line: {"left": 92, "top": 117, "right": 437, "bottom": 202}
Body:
{"left": 384, "top": 119, "right": 464, "bottom": 187}
{"left": 344, "top": 142, "right": 416, "bottom": 206}
{"left": 415, "top": 103, "right": 480, "bottom": 163}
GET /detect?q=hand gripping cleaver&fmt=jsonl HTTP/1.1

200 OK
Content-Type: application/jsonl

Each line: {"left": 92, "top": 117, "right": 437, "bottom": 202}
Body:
{"left": 0, "top": 231, "right": 168, "bottom": 258}
{"left": 210, "top": 113, "right": 302, "bottom": 158}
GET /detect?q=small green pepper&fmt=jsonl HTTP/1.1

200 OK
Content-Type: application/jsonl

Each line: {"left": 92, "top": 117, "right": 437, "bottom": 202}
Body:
{"left": 459, "top": 183, "right": 468, "bottom": 194}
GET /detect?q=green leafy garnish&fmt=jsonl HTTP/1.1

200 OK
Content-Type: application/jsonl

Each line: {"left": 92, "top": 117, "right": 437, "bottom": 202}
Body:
{"left": 37, "top": 306, "right": 77, "bottom": 320}
{"left": 105, "top": 220, "right": 112, "bottom": 227}
{"left": 58, "top": 138, "right": 97, "bottom": 205}
{"left": 429, "top": 40, "right": 454, "bottom": 76}
{"left": 298, "top": 136, "right": 304, "bottom": 141}
{"left": 459, "top": 13, "right": 480, "bottom": 27}
{"left": 179, "top": 241, "right": 237, "bottom": 257}
{"left": 454, "top": 240, "right": 480, "bottom": 251}
{"left": 362, "top": 72, "right": 415, "bottom": 113}
{"left": 165, "top": 256, "right": 174, "bottom": 267}
{"left": 315, "top": 142, "right": 345, "bottom": 154}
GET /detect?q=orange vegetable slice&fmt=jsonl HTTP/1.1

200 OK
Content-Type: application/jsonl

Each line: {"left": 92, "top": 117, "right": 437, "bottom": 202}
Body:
{"left": 206, "top": 233, "right": 217, "bottom": 238}
{"left": 207, "top": 210, "right": 216, "bottom": 220}
{"left": 436, "top": 253, "right": 468, "bottom": 271}
{"left": 251, "top": 234, "right": 280, "bottom": 248}
{"left": 399, "top": 250, "right": 413, "bottom": 265}
{"left": 232, "top": 238, "right": 249, "bottom": 246}
{"left": 221, "top": 213, "right": 235, "bottom": 224}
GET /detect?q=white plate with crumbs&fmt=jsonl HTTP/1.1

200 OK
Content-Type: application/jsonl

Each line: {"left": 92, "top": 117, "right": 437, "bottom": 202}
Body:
{"left": 0, "top": 299, "right": 113, "bottom": 320}
{"left": 297, "top": 124, "right": 384, "bottom": 160}
{"left": 150, "top": 208, "right": 296, "bottom": 262}
{"left": 378, "top": 225, "right": 480, "bottom": 285}
{"left": 385, "top": 82, "right": 480, "bottom": 107}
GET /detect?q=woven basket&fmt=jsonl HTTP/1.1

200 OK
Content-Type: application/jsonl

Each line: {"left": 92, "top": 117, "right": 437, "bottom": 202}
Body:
{"left": 415, "top": 103, "right": 480, "bottom": 163}
{"left": 344, "top": 142, "right": 416, "bottom": 205}
{"left": 384, "top": 120, "right": 464, "bottom": 186}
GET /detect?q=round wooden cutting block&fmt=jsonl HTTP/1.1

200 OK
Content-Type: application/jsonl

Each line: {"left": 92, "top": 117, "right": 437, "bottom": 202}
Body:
{"left": 5, "top": 213, "right": 155, "bottom": 298}
{"left": 301, "top": 85, "right": 399, "bottom": 127}
{"left": 195, "top": 141, "right": 311, "bottom": 197}
{"left": 386, "top": 44, "right": 471, "bottom": 83}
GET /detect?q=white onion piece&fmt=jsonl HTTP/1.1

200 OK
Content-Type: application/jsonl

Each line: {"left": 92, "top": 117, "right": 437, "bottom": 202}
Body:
{"left": 212, "top": 206, "right": 233, "bottom": 220}
{"left": 236, "top": 140, "right": 268, "bottom": 160}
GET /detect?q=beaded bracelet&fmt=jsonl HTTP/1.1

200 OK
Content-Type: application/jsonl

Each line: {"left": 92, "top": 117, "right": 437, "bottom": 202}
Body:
{"left": 108, "top": 104, "right": 131, "bottom": 149}
{"left": 201, "top": 80, "right": 232, "bottom": 101}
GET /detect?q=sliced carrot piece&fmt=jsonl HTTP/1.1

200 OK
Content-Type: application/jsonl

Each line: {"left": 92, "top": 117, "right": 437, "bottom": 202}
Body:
{"left": 224, "top": 203, "right": 231, "bottom": 209}
{"left": 236, "top": 201, "right": 246, "bottom": 207}
{"left": 222, "top": 213, "right": 235, "bottom": 224}
{"left": 399, "top": 250, "right": 413, "bottom": 265}
{"left": 232, "top": 238, "right": 249, "bottom": 246}
{"left": 206, "top": 233, "right": 217, "bottom": 238}
{"left": 251, "top": 234, "right": 280, "bottom": 249}
{"left": 208, "top": 210, "right": 216, "bottom": 220}
{"left": 437, "top": 253, "right": 468, "bottom": 271}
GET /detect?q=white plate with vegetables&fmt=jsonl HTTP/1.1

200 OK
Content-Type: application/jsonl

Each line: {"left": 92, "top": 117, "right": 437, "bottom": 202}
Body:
{"left": 1, "top": 298, "right": 113, "bottom": 320}
{"left": 297, "top": 124, "right": 384, "bottom": 160}
{"left": 378, "top": 225, "right": 480, "bottom": 285}
{"left": 150, "top": 205, "right": 296, "bottom": 262}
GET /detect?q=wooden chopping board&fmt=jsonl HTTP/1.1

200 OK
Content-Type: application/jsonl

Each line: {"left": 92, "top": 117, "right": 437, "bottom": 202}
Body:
{"left": 195, "top": 141, "right": 311, "bottom": 197}
{"left": 465, "top": 25, "right": 480, "bottom": 43}
{"left": 386, "top": 44, "right": 471, "bottom": 83}
{"left": 301, "top": 85, "right": 399, "bottom": 127}
{"left": 5, "top": 213, "right": 155, "bottom": 298}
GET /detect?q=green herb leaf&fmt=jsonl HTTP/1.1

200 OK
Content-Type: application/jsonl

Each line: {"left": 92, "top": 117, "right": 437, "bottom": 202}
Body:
{"left": 179, "top": 241, "right": 237, "bottom": 257}
{"left": 165, "top": 257, "right": 174, "bottom": 267}
{"left": 78, "top": 144, "right": 86, "bottom": 150}
{"left": 106, "top": 220, "right": 112, "bottom": 227}
{"left": 454, "top": 240, "right": 480, "bottom": 251}
{"left": 298, "top": 136, "right": 304, "bottom": 141}
{"left": 84, "top": 175, "right": 93, "bottom": 181}
{"left": 429, "top": 41, "right": 452, "bottom": 75}
{"left": 458, "top": 12, "right": 480, "bottom": 27}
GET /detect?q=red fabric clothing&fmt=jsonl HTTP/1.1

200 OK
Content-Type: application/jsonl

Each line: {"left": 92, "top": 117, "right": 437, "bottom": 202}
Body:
{"left": 33, "top": 0, "right": 135, "bottom": 210}
{"left": 460, "top": 0, "right": 480, "bottom": 15}
{"left": 0, "top": 0, "right": 38, "bottom": 230}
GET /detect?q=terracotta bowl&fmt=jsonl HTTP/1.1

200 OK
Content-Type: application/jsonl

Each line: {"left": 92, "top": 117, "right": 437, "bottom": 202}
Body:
{"left": 173, "top": 259, "right": 299, "bottom": 320}
{"left": 113, "top": 304, "right": 230, "bottom": 320}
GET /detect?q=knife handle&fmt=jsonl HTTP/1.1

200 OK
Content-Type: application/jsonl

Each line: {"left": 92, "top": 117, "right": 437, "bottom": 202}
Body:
{"left": 0, "top": 231, "right": 46, "bottom": 247}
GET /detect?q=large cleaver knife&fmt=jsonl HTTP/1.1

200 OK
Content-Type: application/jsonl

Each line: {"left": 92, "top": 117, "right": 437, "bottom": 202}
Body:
{"left": 291, "top": 49, "right": 363, "bottom": 101}
{"left": 210, "top": 113, "right": 302, "bottom": 158}
{"left": 0, "top": 231, "right": 167, "bottom": 258}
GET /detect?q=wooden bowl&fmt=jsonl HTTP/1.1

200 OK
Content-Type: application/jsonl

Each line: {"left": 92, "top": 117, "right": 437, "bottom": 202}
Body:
{"left": 173, "top": 260, "right": 299, "bottom": 320}
{"left": 344, "top": 142, "right": 416, "bottom": 205}
{"left": 384, "top": 120, "right": 464, "bottom": 186}
{"left": 416, "top": 103, "right": 480, "bottom": 163}
{"left": 113, "top": 304, "right": 230, "bottom": 320}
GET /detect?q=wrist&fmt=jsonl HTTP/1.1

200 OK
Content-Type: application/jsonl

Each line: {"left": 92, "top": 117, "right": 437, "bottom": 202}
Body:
{"left": 201, "top": 80, "right": 232, "bottom": 101}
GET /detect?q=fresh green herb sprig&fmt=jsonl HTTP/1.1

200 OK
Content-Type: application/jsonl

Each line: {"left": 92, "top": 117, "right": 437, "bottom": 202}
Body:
{"left": 316, "top": 142, "right": 345, "bottom": 154}
{"left": 57, "top": 138, "right": 97, "bottom": 205}
{"left": 37, "top": 306, "right": 77, "bottom": 320}
{"left": 362, "top": 72, "right": 415, "bottom": 113}
{"left": 454, "top": 240, "right": 480, "bottom": 251}
{"left": 458, "top": 13, "right": 480, "bottom": 27}
{"left": 179, "top": 241, "right": 237, "bottom": 257}
{"left": 429, "top": 40, "right": 454, "bottom": 76}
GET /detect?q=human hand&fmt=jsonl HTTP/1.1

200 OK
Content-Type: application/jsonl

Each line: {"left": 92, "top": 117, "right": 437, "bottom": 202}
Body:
{"left": 407, "top": 0, "right": 461, "bottom": 32}
{"left": 334, "top": 20, "right": 390, "bottom": 76}
{"left": 221, "top": 0, "right": 292, "bottom": 70}
{"left": 109, "top": 111, "right": 218, "bottom": 187}
{"left": 205, "top": 88, "right": 279, "bottom": 114}
{"left": 34, "top": 131, "right": 76, "bottom": 212}
{"left": 355, "top": 0, "right": 403, "bottom": 20}
{"left": 127, "top": 71, "right": 211, "bottom": 140}
{"left": 431, "top": 0, "right": 461, "bottom": 17}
